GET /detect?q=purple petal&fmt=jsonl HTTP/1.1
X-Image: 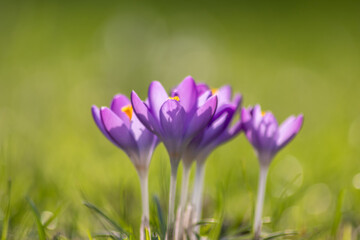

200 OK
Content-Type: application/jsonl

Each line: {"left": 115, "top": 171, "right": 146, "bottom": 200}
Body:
{"left": 256, "top": 112, "right": 278, "bottom": 150}
{"left": 110, "top": 94, "right": 131, "bottom": 127}
{"left": 196, "top": 83, "right": 210, "bottom": 95}
{"left": 131, "top": 113, "right": 159, "bottom": 166}
{"left": 160, "top": 99, "right": 186, "bottom": 156}
{"left": 131, "top": 91, "right": 162, "bottom": 135}
{"left": 242, "top": 107, "right": 261, "bottom": 149}
{"left": 172, "top": 76, "right": 197, "bottom": 116}
{"left": 200, "top": 106, "right": 235, "bottom": 147}
{"left": 232, "top": 93, "right": 243, "bottom": 110}
{"left": 241, "top": 107, "right": 252, "bottom": 131}
{"left": 91, "top": 105, "right": 121, "bottom": 148}
{"left": 215, "top": 85, "right": 232, "bottom": 106}
{"left": 276, "top": 114, "right": 304, "bottom": 150}
{"left": 160, "top": 99, "right": 186, "bottom": 139}
{"left": 100, "top": 107, "right": 138, "bottom": 156}
{"left": 197, "top": 90, "right": 212, "bottom": 107}
{"left": 186, "top": 95, "right": 218, "bottom": 140}
{"left": 252, "top": 105, "right": 263, "bottom": 129}
{"left": 148, "top": 81, "right": 169, "bottom": 120}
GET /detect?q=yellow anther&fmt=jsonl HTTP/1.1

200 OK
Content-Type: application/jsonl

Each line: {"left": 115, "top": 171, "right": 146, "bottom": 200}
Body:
{"left": 169, "top": 96, "right": 180, "bottom": 101}
{"left": 121, "top": 104, "right": 133, "bottom": 120}
{"left": 211, "top": 88, "right": 218, "bottom": 95}
{"left": 261, "top": 111, "right": 266, "bottom": 117}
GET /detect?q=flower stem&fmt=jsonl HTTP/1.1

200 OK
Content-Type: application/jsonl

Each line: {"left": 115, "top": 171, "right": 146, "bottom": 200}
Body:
{"left": 192, "top": 160, "right": 206, "bottom": 230}
{"left": 180, "top": 165, "right": 191, "bottom": 213}
{"left": 253, "top": 164, "right": 269, "bottom": 240}
{"left": 138, "top": 170, "right": 150, "bottom": 240}
{"left": 176, "top": 164, "right": 191, "bottom": 239}
{"left": 166, "top": 163, "right": 179, "bottom": 240}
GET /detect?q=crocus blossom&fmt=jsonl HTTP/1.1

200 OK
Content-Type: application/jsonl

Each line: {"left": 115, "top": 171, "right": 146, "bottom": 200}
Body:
{"left": 91, "top": 94, "right": 158, "bottom": 238}
{"left": 131, "top": 76, "right": 218, "bottom": 238}
{"left": 241, "top": 105, "right": 304, "bottom": 166}
{"left": 183, "top": 84, "right": 243, "bottom": 228}
{"left": 241, "top": 104, "right": 303, "bottom": 240}
{"left": 184, "top": 84, "right": 242, "bottom": 163}
{"left": 131, "top": 76, "right": 218, "bottom": 168}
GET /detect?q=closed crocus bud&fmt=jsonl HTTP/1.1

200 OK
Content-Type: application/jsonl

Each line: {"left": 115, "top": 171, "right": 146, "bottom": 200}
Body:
{"left": 241, "top": 104, "right": 303, "bottom": 240}
{"left": 92, "top": 94, "right": 158, "bottom": 239}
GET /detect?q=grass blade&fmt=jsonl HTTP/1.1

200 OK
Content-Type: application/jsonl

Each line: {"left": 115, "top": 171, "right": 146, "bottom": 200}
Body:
{"left": 26, "top": 197, "right": 46, "bottom": 240}
{"left": 263, "top": 230, "right": 298, "bottom": 239}
{"left": 331, "top": 189, "right": 345, "bottom": 237}
{"left": 153, "top": 195, "right": 166, "bottom": 238}
{"left": 1, "top": 180, "right": 11, "bottom": 240}
{"left": 83, "top": 201, "right": 129, "bottom": 236}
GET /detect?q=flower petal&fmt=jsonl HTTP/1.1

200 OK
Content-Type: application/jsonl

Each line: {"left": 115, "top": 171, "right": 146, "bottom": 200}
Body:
{"left": 232, "top": 93, "right": 243, "bottom": 110}
{"left": 148, "top": 81, "right": 169, "bottom": 120}
{"left": 252, "top": 105, "right": 263, "bottom": 129}
{"left": 186, "top": 95, "right": 218, "bottom": 141}
{"left": 197, "top": 90, "right": 212, "bottom": 107}
{"left": 131, "top": 91, "right": 162, "bottom": 135}
{"left": 171, "top": 76, "right": 197, "bottom": 116}
{"left": 100, "top": 107, "right": 138, "bottom": 156}
{"left": 160, "top": 99, "right": 186, "bottom": 158}
{"left": 276, "top": 114, "right": 304, "bottom": 150}
{"left": 160, "top": 99, "right": 186, "bottom": 139}
{"left": 131, "top": 113, "right": 159, "bottom": 167}
{"left": 215, "top": 85, "right": 232, "bottom": 106}
{"left": 91, "top": 105, "right": 121, "bottom": 148}
{"left": 196, "top": 83, "right": 210, "bottom": 95}
{"left": 200, "top": 105, "right": 235, "bottom": 148}
{"left": 256, "top": 112, "right": 278, "bottom": 150}
{"left": 110, "top": 94, "right": 131, "bottom": 127}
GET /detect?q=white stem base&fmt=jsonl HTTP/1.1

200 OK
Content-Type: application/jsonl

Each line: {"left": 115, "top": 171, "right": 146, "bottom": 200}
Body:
{"left": 138, "top": 170, "right": 150, "bottom": 240}
{"left": 191, "top": 161, "right": 206, "bottom": 232}
{"left": 166, "top": 166, "right": 178, "bottom": 240}
{"left": 253, "top": 165, "right": 269, "bottom": 240}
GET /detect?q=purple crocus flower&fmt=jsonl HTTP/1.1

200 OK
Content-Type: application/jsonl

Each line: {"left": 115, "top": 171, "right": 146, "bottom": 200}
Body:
{"left": 241, "top": 104, "right": 303, "bottom": 240}
{"left": 182, "top": 84, "right": 243, "bottom": 227}
{"left": 241, "top": 105, "right": 304, "bottom": 166}
{"left": 184, "top": 84, "right": 243, "bottom": 163}
{"left": 131, "top": 76, "right": 218, "bottom": 166}
{"left": 91, "top": 94, "right": 158, "bottom": 236}
{"left": 131, "top": 76, "right": 218, "bottom": 237}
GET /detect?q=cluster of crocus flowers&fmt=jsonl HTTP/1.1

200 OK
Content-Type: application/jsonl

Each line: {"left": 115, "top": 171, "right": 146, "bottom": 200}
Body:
{"left": 91, "top": 76, "right": 303, "bottom": 240}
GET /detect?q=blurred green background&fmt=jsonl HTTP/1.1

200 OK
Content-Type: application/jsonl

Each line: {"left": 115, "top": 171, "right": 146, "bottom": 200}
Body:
{"left": 0, "top": 0, "right": 360, "bottom": 239}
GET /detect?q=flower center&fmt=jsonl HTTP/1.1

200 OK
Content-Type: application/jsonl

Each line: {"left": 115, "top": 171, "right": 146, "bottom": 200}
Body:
{"left": 261, "top": 111, "right": 266, "bottom": 117}
{"left": 211, "top": 88, "right": 218, "bottom": 95}
{"left": 169, "top": 96, "right": 180, "bottom": 101}
{"left": 121, "top": 104, "right": 133, "bottom": 120}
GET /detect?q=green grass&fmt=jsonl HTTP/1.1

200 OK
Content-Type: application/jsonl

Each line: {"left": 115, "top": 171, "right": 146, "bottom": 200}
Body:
{"left": 0, "top": 0, "right": 360, "bottom": 239}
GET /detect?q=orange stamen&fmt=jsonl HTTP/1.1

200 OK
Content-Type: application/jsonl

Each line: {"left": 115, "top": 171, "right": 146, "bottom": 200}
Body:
{"left": 261, "top": 111, "right": 266, "bottom": 117}
{"left": 121, "top": 104, "right": 133, "bottom": 120}
{"left": 169, "top": 96, "right": 180, "bottom": 101}
{"left": 211, "top": 88, "right": 218, "bottom": 95}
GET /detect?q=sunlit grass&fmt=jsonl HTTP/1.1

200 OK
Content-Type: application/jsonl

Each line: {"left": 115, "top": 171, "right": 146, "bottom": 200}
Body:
{"left": 1, "top": 0, "right": 360, "bottom": 239}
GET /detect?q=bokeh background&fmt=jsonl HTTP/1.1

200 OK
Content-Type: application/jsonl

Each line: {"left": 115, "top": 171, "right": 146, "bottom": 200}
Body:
{"left": 0, "top": 0, "right": 360, "bottom": 239}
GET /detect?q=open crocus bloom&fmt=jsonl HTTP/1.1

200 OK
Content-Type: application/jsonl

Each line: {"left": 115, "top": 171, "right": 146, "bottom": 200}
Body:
{"left": 241, "top": 104, "right": 303, "bottom": 239}
{"left": 183, "top": 84, "right": 242, "bottom": 229}
{"left": 131, "top": 76, "right": 218, "bottom": 238}
{"left": 241, "top": 105, "right": 304, "bottom": 166}
{"left": 131, "top": 76, "right": 218, "bottom": 168}
{"left": 91, "top": 94, "right": 158, "bottom": 172}
{"left": 91, "top": 94, "right": 158, "bottom": 238}
{"left": 184, "top": 84, "right": 243, "bottom": 163}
